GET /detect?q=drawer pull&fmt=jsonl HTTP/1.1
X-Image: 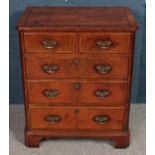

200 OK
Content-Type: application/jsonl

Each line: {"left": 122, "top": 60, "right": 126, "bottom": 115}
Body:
{"left": 95, "top": 64, "right": 112, "bottom": 74}
{"left": 42, "top": 64, "right": 59, "bottom": 74}
{"left": 43, "top": 90, "right": 59, "bottom": 98}
{"left": 93, "top": 115, "right": 109, "bottom": 124}
{"left": 96, "top": 39, "right": 112, "bottom": 49}
{"left": 45, "top": 115, "right": 61, "bottom": 123}
{"left": 73, "top": 82, "right": 81, "bottom": 89}
{"left": 94, "top": 90, "right": 111, "bottom": 99}
{"left": 42, "top": 40, "right": 58, "bottom": 49}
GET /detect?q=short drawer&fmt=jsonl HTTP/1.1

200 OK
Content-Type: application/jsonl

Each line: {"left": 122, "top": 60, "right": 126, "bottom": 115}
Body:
{"left": 29, "top": 107, "right": 125, "bottom": 130}
{"left": 79, "top": 33, "right": 132, "bottom": 53}
{"left": 25, "top": 54, "right": 129, "bottom": 79}
{"left": 23, "top": 32, "right": 77, "bottom": 53}
{"left": 27, "top": 81, "right": 128, "bottom": 106}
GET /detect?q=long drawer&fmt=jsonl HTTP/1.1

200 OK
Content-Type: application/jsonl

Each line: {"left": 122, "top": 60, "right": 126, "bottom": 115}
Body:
{"left": 25, "top": 54, "right": 129, "bottom": 80}
{"left": 27, "top": 81, "right": 128, "bottom": 106}
{"left": 29, "top": 106, "right": 125, "bottom": 130}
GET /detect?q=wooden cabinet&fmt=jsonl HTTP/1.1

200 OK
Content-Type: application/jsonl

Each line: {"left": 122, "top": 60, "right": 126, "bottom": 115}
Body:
{"left": 16, "top": 7, "right": 138, "bottom": 148}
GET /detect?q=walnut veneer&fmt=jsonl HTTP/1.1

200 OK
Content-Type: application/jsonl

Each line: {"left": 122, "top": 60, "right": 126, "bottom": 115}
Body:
{"left": 16, "top": 7, "right": 138, "bottom": 148}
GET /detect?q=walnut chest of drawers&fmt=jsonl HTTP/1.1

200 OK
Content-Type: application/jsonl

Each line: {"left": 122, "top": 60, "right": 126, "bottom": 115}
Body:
{"left": 16, "top": 7, "right": 138, "bottom": 148}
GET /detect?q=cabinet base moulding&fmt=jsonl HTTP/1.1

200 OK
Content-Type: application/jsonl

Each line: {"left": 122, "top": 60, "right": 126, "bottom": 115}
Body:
{"left": 25, "top": 129, "right": 130, "bottom": 148}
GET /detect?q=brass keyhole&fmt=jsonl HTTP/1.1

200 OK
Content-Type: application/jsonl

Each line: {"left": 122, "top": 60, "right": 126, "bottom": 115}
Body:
{"left": 73, "top": 58, "right": 80, "bottom": 65}
{"left": 73, "top": 82, "right": 81, "bottom": 89}
{"left": 74, "top": 109, "right": 80, "bottom": 114}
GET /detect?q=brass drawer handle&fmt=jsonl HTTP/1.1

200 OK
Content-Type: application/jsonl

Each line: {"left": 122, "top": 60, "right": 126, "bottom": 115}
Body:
{"left": 96, "top": 39, "right": 112, "bottom": 49}
{"left": 42, "top": 64, "right": 59, "bottom": 74}
{"left": 93, "top": 115, "right": 109, "bottom": 124}
{"left": 43, "top": 90, "right": 59, "bottom": 98}
{"left": 95, "top": 64, "right": 112, "bottom": 74}
{"left": 94, "top": 90, "right": 111, "bottom": 99}
{"left": 45, "top": 115, "right": 61, "bottom": 123}
{"left": 42, "top": 40, "right": 58, "bottom": 49}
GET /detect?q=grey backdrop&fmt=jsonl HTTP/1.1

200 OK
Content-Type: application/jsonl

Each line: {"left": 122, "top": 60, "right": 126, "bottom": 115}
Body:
{"left": 9, "top": 0, "right": 146, "bottom": 104}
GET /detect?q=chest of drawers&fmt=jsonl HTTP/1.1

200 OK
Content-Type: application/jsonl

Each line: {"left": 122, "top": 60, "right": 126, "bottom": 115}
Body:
{"left": 16, "top": 7, "right": 138, "bottom": 148}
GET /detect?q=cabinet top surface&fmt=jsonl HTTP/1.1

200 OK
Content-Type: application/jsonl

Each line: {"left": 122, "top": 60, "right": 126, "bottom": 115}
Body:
{"left": 17, "top": 7, "right": 138, "bottom": 32}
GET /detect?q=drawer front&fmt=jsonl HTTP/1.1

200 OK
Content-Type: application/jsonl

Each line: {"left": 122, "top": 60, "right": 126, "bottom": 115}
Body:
{"left": 79, "top": 33, "right": 132, "bottom": 53}
{"left": 25, "top": 54, "right": 129, "bottom": 79}
{"left": 30, "top": 107, "right": 76, "bottom": 129}
{"left": 29, "top": 107, "right": 125, "bottom": 130}
{"left": 23, "top": 32, "right": 77, "bottom": 53}
{"left": 27, "top": 81, "right": 127, "bottom": 106}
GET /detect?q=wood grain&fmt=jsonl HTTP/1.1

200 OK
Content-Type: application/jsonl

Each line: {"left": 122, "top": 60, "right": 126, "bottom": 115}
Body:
{"left": 25, "top": 54, "right": 129, "bottom": 80}
{"left": 27, "top": 81, "right": 128, "bottom": 107}
{"left": 16, "top": 7, "right": 138, "bottom": 148}
{"left": 23, "top": 32, "right": 78, "bottom": 53}
{"left": 29, "top": 106, "right": 125, "bottom": 130}
{"left": 16, "top": 7, "right": 138, "bottom": 32}
{"left": 79, "top": 32, "right": 132, "bottom": 53}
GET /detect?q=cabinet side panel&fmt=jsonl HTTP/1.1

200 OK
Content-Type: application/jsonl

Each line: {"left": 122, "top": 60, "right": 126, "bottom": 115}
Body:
{"left": 18, "top": 31, "right": 30, "bottom": 129}
{"left": 124, "top": 32, "right": 136, "bottom": 130}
